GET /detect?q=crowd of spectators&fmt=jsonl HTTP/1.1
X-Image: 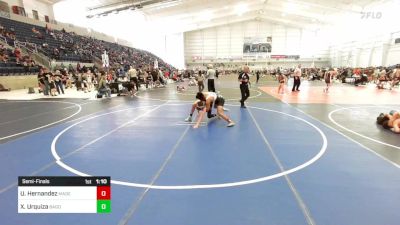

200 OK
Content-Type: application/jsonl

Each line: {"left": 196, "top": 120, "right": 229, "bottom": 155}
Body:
{"left": 0, "top": 17, "right": 175, "bottom": 74}
{"left": 247, "top": 65, "right": 400, "bottom": 90}
{"left": 0, "top": 43, "right": 38, "bottom": 74}
{"left": 0, "top": 24, "right": 16, "bottom": 41}
{"left": 304, "top": 65, "right": 400, "bottom": 90}
{"left": 36, "top": 24, "right": 176, "bottom": 72}
{"left": 36, "top": 62, "right": 181, "bottom": 97}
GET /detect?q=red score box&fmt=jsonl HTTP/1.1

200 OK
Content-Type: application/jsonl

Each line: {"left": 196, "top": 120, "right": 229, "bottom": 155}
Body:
{"left": 97, "top": 186, "right": 111, "bottom": 200}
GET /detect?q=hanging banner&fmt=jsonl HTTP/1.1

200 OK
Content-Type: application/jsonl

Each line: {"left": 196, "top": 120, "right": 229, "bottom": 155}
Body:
{"left": 101, "top": 50, "right": 109, "bottom": 68}
{"left": 154, "top": 59, "right": 158, "bottom": 69}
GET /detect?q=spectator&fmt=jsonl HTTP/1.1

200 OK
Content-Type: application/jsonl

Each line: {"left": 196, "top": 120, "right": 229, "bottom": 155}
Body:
{"left": 206, "top": 64, "right": 216, "bottom": 92}
{"left": 68, "top": 63, "right": 74, "bottom": 73}
{"left": 98, "top": 73, "right": 111, "bottom": 97}
{"left": 196, "top": 71, "right": 205, "bottom": 92}
{"left": 49, "top": 75, "right": 57, "bottom": 96}
{"left": 14, "top": 47, "right": 21, "bottom": 63}
{"left": 54, "top": 70, "right": 65, "bottom": 94}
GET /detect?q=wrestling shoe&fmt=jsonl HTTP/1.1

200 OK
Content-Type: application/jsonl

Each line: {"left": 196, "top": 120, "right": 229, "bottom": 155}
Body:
{"left": 185, "top": 116, "right": 192, "bottom": 122}
{"left": 208, "top": 114, "right": 217, "bottom": 119}
{"left": 227, "top": 121, "right": 235, "bottom": 127}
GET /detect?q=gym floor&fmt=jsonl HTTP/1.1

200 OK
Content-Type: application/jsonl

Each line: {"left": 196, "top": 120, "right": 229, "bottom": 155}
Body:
{"left": 0, "top": 75, "right": 399, "bottom": 225}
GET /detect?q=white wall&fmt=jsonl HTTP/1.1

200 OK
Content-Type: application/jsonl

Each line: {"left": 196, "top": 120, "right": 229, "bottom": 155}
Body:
{"left": 329, "top": 31, "right": 400, "bottom": 68}
{"left": 386, "top": 32, "right": 400, "bottom": 66}
{"left": 3, "top": 0, "right": 55, "bottom": 21}
{"left": 184, "top": 20, "right": 330, "bottom": 68}
{"left": 22, "top": 0, "right": 54, "bottom": 21}
{"left": 2, "top": 0, "right": 22, "bottom": 7}
{"left": 326, "top": 0, "right": 400, "bottom": 68}
{"left": 3, "top": 0, "right": 126, "bottom": 47}
{"left": 130, "top": 32, "right": 184, "bottom": 69}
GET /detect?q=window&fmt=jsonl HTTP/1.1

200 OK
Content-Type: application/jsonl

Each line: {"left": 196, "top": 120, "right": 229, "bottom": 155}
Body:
{"left": 11, "top": 6, "right": 26, "bottom": 17}
{"left": 32, "top": 10, "right": 38, "bottom": 20}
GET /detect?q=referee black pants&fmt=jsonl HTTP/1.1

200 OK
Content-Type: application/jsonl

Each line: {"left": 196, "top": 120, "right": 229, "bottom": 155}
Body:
{"left": 208, "top": 79, "right": 215, "bottom": 92}
{"left": 292, "top": 77, "right": 301, "bottom": 91}
{"left": 240, "top": 83, "right": 249, "bottom": 105}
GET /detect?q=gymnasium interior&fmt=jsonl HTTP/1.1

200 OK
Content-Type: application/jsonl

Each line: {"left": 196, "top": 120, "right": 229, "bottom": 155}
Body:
{"left": 0, "top": 0, "right": 399, "bottom": 225}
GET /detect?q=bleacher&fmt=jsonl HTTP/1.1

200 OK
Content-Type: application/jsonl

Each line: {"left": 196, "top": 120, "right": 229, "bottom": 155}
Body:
{"left": 0, "top": 17, "right": 83, "bottom": 62}
{"left": 0, "top": 42, "right": 40, "bottom": 75}
{"left": 0, "top": 62, "right": 39, "bottom": 75}
{"left": 0, "top": 16, "right": 175, "bottom": 76}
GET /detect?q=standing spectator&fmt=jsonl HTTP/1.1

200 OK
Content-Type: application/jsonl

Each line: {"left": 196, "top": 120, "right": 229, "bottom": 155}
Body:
{"left": 77, "top": 63, "right": 81, "bottom": 73}
{"left": 145, "top": 70, "right": 153, "bottom": 88}
{"left": 323, "top": 69, "right": 332, "bottom": 93}
{"left": 65, "top": 72, "right": 73, "bottom": 89}
{"left": 14, "top": 47, "right": 21, "bottom": 64}
{"left": 127, "top": 66, "right": 139, "bottom": 93}
{"left": 158, "top": 69, "right": 165, "bottom": 85}
{"left": 49, "top": 75, "right": 57, "bottom": 96}
{"left": 151, "top": 69, "right": 159, "bottom": 86}
{"left": 37, "top": 70, "right": 45, "bottom": 94}
{"left": 238, "top": 65, "right": 251, "bottom": 108}
{"left": 196, "top": 71, "right": 205, "bottom": 92}
{"left": 54, "top": 70, "right": 64, "bottom": 94}
{"left": 292, "top": 64, "right": 302, "bottom": 92}
{"left": 206, "top": 64, "right": 216, "bottom": 92}
{"left": 256, "top": 70, "right": 260, "bottom": 84}
{"left": 164, "top": 70, "right": 170, "bottom": 79}
{"left": 82, "top": 71, "right": 89, "bottom": 92}
{"left": 98, "top": 73, "right": 111, "bottom": 97}
{"left": 86, "top": 70, "right": 93, "bottom": 92}
{"left": 75, "top": 73, "right": 82, "bottom": 91}
{"left": 68, "top": 64, "right": 74, "bottom": 74}
{"left": 43, "top": 71, "right": 50, "bottom": 96}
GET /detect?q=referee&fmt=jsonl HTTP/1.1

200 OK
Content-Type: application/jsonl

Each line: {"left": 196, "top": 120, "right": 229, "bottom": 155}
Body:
{"left": 292, "top": 64, "right": 302, "bottom": 92}
{"left": 238, "top": 66, "right": 250, "bottom": 108}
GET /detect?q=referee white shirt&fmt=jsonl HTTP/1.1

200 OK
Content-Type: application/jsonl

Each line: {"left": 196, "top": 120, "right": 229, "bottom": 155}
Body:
{"left": 294, "top": 67, "right": 301, "bottom": 77}
{"left": 207, "top": 69, "right": 216, "bottom": 79}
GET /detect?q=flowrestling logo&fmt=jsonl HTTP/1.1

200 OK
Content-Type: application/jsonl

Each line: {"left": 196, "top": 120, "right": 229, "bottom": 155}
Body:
{"left": 360, "top": 11, "right": 382, "bottom": 19}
